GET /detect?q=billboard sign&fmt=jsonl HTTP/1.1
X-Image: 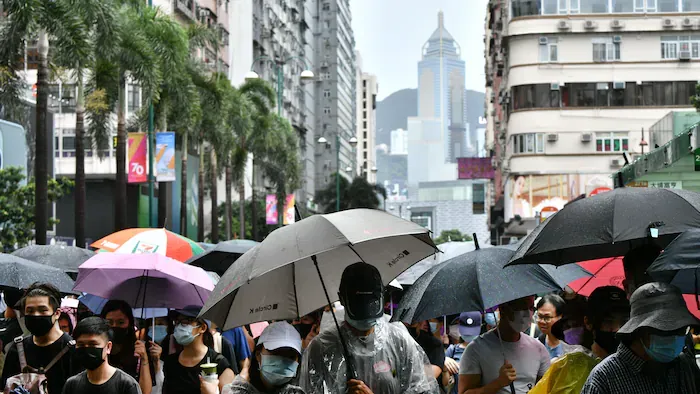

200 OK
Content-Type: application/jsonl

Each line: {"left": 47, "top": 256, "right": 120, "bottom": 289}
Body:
{"left": 127, "top": 133, "right": 147, "bottom": 183}
{"left": 155, "top": 132, "right": 176, "bottom": 182}
{"left": 457, "top": 157, "right": 495, "bottom": 180}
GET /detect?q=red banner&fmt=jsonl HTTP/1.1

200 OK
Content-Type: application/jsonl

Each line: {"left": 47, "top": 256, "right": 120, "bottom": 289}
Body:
{"left": 128, "top": 133, "right": 147, "bottom": 183}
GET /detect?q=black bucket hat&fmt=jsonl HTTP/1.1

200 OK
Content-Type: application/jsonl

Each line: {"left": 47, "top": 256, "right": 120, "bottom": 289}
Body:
{"left": 617, "top": 282, "right": 699, "bottom": 338}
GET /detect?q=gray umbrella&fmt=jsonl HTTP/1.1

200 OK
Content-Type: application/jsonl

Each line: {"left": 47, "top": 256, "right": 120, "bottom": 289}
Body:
{"left": 186, "top": 239, "right": 259, "bottom": 276}
{"left": 0, "top": 253, "right": 75, "bottom": 293}
{"left": 12, "top": 245, "right": 94, "bottom": 274}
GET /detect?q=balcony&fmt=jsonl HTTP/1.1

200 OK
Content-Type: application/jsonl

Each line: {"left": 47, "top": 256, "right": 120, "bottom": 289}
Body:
{"left": 175, "top": 0, "right": 196, "bottom": 22}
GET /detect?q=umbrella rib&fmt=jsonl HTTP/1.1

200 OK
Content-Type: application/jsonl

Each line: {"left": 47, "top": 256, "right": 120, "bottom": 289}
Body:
{"left": 292, "top": 261, "right": 300, "bottom": 317}
{"left": 347, "top": 244, "right": 365, "bottom": 264}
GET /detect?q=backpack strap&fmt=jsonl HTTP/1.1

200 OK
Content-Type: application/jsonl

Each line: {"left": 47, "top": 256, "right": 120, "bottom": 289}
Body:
{"left": 14, "top": 336, "right": 27, "bottom": 372}
{"left": 44, "top": 339, "right": 75, "bottom": 373}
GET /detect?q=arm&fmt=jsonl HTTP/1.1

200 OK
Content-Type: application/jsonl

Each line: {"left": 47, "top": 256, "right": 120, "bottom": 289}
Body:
{"left": 459, "top": 374, "right": 509, "bottom": 394}
{"left": 135, "top": 341, "right": 153, "bottom": 394}
{"left": 218, "top": 368, "right": 235, "bottom": 391}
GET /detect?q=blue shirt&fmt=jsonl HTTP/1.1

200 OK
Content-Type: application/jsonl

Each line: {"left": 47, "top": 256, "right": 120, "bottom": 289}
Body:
{"left": 222, "top": 327, "right": 251, "bottom": 362}
{"left": 446, "top": 344, "right": 466, "bottom": 394}
{"left": 545, "top": 341, "right": 564, "bottom": 359}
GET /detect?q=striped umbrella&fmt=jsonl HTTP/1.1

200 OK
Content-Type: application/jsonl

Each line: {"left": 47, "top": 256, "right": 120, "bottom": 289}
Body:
{"left": 91, "top": 228, "right": 204, "bottom": 262}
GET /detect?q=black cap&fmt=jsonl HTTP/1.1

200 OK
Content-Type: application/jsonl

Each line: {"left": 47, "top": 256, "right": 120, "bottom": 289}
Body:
{"left": 338, "top": 262, "right": 383, "bottom": 321}
{"left": 586, "top": 286, "right": 629, "bottom": 324}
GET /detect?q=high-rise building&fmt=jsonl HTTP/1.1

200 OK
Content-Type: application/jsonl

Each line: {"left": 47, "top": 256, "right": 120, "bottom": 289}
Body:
{"left": 355, "top": 52, "right": 378, "bottom": 184}
{"left": 314, "top": 0, "right": 358, "bottom": 193}
{"left": 390, "top": 128, "right": 408, "bottom": 155}
{"left": 417, "top": 11, "right": 470, "bottom": 162}
{"left": 485, "top": 0, "right": 699, "bottom": 244}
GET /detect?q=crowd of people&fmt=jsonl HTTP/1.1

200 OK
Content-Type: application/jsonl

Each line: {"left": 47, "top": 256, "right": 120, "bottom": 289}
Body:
{"left": 0, "top": 245, "right": 699, "bottom": 394}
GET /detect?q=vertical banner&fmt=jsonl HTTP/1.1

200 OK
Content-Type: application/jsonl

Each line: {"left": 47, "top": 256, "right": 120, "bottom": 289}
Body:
{"left": 283, "top": 195, "right": 296, "bottom": 225}
{"left": 266, "top": 195, "right": 278, "bottom": 225}
{"left": 127, "top": 133, "right": 147, "bottom": 183}
{"left": 155, "top": 132, "right": 176, "bottom": 182}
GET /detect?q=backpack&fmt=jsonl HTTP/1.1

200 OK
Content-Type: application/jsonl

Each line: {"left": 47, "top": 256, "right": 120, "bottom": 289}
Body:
{"left": 3, "top": 336, "right": 74, "bottom": 394}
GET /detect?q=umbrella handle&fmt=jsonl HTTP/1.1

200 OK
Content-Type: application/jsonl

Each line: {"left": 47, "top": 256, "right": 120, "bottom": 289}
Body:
{"left": 311, "top": 255, "right": 358, "bottom": 381}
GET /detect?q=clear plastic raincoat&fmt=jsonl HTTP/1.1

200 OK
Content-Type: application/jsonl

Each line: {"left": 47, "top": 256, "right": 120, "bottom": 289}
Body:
{"left": 299, "top": 319, "right": 440, "bottom": 394}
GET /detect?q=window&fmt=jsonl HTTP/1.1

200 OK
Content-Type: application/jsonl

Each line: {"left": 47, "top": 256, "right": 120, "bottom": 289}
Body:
{"left": 512, "top": 84, "right": 559, "bottom": 110}
{"left": 511, "top": 0, "right": 542, "bottom": 17}
{"left": 592, "top": 38, "right": 620, "bottom": 62}
{"left": 363, "top": 101, "right": 366, "bottom": 109}
{"left": 662, "top": 36, "right": 700, "bottom": 59}
{"left": 323, "top": 20, "right": 330, "bottom": 29}
{"left": 580, "top": 0, "right": 609, "bottom": 13}
{"left": 363, "top": 91, "right": 366, "bottom": 99}
{"left": 363, "top": 152, "right": 367, "bottom": 159}
{"left": 613, "top": 0, "right": 635, "bottom": 12}
{"left": 539, "top": 37, "right": 558, "bottom": 62}
{"left": 570, "top": 83, "right": 596, "bottom": 107}
{"left": 62, "top": 136, "right": 75, "bottom": 157}
{"left": 685, "top": 0, "right": 700, "bottom": 11}
{"left": 321, "top": 72, "right": 331, "bottom": 80}
{"left": 596, "top": 132, "right": 629, "bottom": 152}
{"left": 128, "top": 84, "right": 140, "bottom": 113}
{"left": 323, "top": 107, "right": 331, "bottom": 114}
{"left": 472, "top": 184, "right": 485, "bottom": 214}
{"left": 513, "top": 133, "right": 546, "bottom": 154}
{"left": 363, "top": 141, "right": 367, "bottom": 149}
{"left": 596, "top": 83, "right": 610, "bottom": 106}
{"left": 322, "top": 2, "right": 330, "bottom": 10}
{"left": 363, "top": 121, "right": 367, "bottom": 129}
{"left": 657, "top": 0, "right": 678, "bottom": 11}
{"left": 323, "top": 89, "right": 331, "bottom": 98}
{"left": 634, "top": 0, "right": 657, "bottom": 12}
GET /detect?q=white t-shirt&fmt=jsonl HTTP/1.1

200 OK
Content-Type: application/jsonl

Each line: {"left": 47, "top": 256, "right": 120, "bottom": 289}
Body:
{"left": 459, "top": 330, "right": 550, "bottom": 394}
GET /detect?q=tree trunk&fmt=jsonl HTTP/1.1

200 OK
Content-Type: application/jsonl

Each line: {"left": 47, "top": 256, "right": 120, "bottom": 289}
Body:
{"left": 238, "top": 177, "right": 245, "bottom": 239}
{"left": 34, "top": 31, "right": 49, "bottom": 245}
{"left": 74, "top": 74, "right": 86, "bottom": 247}
{"left": 198, "top": 138, "right": 205, "bottom": 242}
{"left": 225, "top": 164, "right": 232, "bottom": 240}
{"left": 180, "top": 132, "right": 188, "bottom": 236}
{"left": 210, "top": 148, "right": 219, "bottom": 243}
{"left": 115, "top": 76, "right": 128, "bottom": 230}
{"left": 251, "top": 158, "right": 257, "bottom": 241}
{"left": 277, "top": 191, "right": 285, "bottom": 229}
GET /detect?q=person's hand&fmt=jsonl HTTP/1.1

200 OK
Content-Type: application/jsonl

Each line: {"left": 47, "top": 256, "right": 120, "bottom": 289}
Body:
{"left": 497, "top": 361, "right": 516, "bottom": 388}
{"left": 148, "top": 341, "right": 162, "bottom": 363}
{"left": 444, "top": 357, "right": 459, "bottom": 375}
{"left": 347, "top": 379, "right": 374, "bottom": 394}
{"left": 199, "top": 376, "right": 219, "bottom": 394}
{"left": 692, "top": 333, "right": 700, "bottom": 345}
{"left": 134, "top": 340, "right": 148, "bottom": 359}
{"left": 302, "top": 323, "right": 319, "bottom": 349}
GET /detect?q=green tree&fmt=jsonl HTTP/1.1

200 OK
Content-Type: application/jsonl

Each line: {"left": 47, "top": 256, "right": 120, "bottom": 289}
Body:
{"left": 434, "top": 229, "right": 473, "bottom": 245}
{"left": 315, "top": 175, "right": 387, "bottom": 213}
{"left": 0, "top": 0, "right": 90, "bottom": 244}
{"left": 212, "top": 199, "right": 274, "bottom": 242}
{"left": 0, "top": 167, "right": 73, "bottom": 251}
{"left": 224, "top": 87, "right": 253, "bottom": 240}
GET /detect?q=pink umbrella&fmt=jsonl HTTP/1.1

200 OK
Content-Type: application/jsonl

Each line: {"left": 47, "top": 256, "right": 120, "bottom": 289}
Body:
{"left": 74, "top": 253, "right": 214, "bottom": 309}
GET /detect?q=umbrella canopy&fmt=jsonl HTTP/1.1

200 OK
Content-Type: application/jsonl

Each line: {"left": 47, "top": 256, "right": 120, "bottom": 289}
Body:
{"left": 200, "top": 209, "right": 438, "bottom": 330}
{"left": 648, "top": 229, "right": 700, "bottom": 294}
{"left": 508, "top": 188, "right": 700, "bottom": 267}
{"left": 568, "top": 257, "right": 625, "bottom": 296}
{"left": 391, "top": 246, "right": 591, "bottom": 323}
{"left": 11, "top": 245, "right": 94, "bottom": 274}
{"left": 0, "top": 254, "right": 75, "bottom": 293}
{"left": 395, "top": 241, "right": 477, "bottom": 285}
{"left": 186, "top": 239, "right": 259, "bottom": 276}
{"left": 91, "top": 228, "right": 204, "bottom": 262}
{"left": 74, "top": 253, "right": 214, "bottom": 309}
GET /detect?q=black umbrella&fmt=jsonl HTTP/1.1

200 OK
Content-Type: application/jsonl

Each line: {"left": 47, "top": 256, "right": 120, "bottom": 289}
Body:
{"left": 507, "top": 187, "right": 700, "bottom": 267}
{"left": 648, "top": 229, "right": 700, "bottom": 298}
{"left": 0, "top": 253, "right": 75, "bottom": 293}
{"left": 185, "top": 239, "right": 259, "bottom": 276}
{"left": 391, "top": 237, "right": 591, "bottom": 324}
{"left": 12, "top": 245, "right": 94, "bottom": 275}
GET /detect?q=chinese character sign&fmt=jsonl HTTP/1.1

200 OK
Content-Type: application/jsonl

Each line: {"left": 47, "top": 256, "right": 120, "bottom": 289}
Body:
{"left": 648, "top": 181, "right": 682, "bottom": 189}
{"left": 458, "top": 158, "right": 495, "bottom": 180}
{"left": 155, "top": 132, "right": 176, "bottom": 182}
{"left": 127, "top": 133, "right": 147, "bottom": 183}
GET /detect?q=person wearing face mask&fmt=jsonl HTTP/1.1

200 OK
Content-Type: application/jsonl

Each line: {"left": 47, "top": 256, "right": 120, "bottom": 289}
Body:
{"left": 406, "top": 319, "right": 447, "bottom": 386}
{"left": 100, "top": 300, "right": 158, "bottom": 394}
{"left": 62, "top": 317, "right": 142, "bottom": 394}
{"left": 459, "top": 296, "right": 550, "bottom": 394}
{"left": 219, "top": 322, "right": 304, "bottom": 394}
{"left": 163, "top": 306, "right": 235, "bottom": 394}
{"left": 444, "top": 312, "right": 482, "bottom": 394}
{"left": 582, "top": 282, "right": 700, "bottom": 394}
{"left": 299, "top": 262, "right": 439, "bottom": 394}
{"left": 1, "top": 283, "right": 78, "bottom": 394}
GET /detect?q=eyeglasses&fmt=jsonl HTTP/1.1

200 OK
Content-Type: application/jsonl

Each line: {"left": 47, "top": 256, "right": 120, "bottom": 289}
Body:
{"left": 173, "top": 317, "right": 198, "bottom": 326}
{"left": 535, "top": 314, "right": 557, "bottom": 323}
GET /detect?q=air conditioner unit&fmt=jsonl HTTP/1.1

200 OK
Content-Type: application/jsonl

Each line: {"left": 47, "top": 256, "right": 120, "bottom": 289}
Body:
{"left": 539, "top": 37, "right": 548, "bottom": 45}
{"left": 557, "top": 20, "right": 570, "bottom": 30}
{"left": 683, "top": 17, "right": 695, "bottom": 28}
{"left": 613, "top": 81, "right": 626, "bottom": 89}
{"left": 583, "top": 20, "right": 598, "bottom": 30}
{"left": 613, "top": 35, "right": 622, "bottom": 43}
{"left": 550, "top": 83, "right": 560, "bottom": 90}
{"left": 663, "top": 18, "right": 676, "bottom": 28}
{"left": 680, "top": 50, "right": 691, "bottom": 60}
{"left": 581, "top": 133, "right": 592, "bottom": 142}
{"left": 610, "top": 19, "right": 625, "bottom": 29}
{"left": 547, "top": 133, "right": 558, "bottom": 142}
{"left": 610, "top": 158, "right": 623, "bottom": 168}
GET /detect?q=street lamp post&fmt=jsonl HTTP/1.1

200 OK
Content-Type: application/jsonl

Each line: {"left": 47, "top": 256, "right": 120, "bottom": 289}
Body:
{"left": 318, "top": 134, "right": 357, "bottom": 211}
{"left": 245, "top": 57, "right": 314, "bottom": 116}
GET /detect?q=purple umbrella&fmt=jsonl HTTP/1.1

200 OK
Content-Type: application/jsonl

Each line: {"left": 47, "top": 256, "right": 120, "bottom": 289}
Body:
{"left": 73, "top": 253, "right": 214, "bottom": 309}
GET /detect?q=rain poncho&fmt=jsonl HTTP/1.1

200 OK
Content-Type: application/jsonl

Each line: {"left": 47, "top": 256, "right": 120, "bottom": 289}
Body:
{"left": 299, "top": 319, "right": 439, "bottom": 394}
{"left": 222, "top": 375, "right": 305, "bottom": 394}
{"left": 529, "top": 350, "right": 600, "bottom": 394}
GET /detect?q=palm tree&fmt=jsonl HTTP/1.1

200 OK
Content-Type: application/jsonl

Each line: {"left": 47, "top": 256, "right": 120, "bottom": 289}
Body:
{"left": 0, "top": 0, "right": 90, "bottom": 244}
{"left": 224, "top": 87, "right": 252, "bottom": 239}
{"left": 315, "top": 174, "right": 386, "bottom": 213}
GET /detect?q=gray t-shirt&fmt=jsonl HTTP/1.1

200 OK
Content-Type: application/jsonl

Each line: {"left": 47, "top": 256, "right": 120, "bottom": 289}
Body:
{"left": 459, "top": 330, "right": 550, "bottom": 394}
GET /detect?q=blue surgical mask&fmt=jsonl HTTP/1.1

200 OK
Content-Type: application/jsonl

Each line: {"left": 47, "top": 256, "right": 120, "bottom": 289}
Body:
{"left": 344, "top": 315, "right": 378, "bottom": 331}
{"left": 642, "top": 334, "right": 686, "bottom": 363}
{"left": 460, "top": 334, "right": 477, "bottom": 343}
{"left": 429, "top": 322, "right": 438, "bottom": 333}
{"left": 260, "top": 354, "right": 299, "bottom": 386}
{"left": 148, "top": 325, "right": 168, "bottom": 343}
{"left": 173, "top": 324, "right": 200, "bottom": 346}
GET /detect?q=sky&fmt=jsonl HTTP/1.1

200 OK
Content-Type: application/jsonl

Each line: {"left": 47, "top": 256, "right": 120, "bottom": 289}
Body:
{"left": 351, "top": 0, "right": 489, "bottom": 100}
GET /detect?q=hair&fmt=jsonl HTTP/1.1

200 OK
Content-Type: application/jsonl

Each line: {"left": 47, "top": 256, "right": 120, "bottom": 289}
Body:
{"left": 536, "top": 294, "right": 566, "bottom": 316}
{"left": 199, "top": 319, "right": 214, "bottom": 349}
{"left": 22, "top": 282, "right": 61, "bottom": 312}
{"left": 100, "top": 300, "right": 135, "bottom": 331}
{"left": 73, "top": 317, "right": 113, "bottom": 342}
{"left": 58, "top": 312, "right": 74, "bottom": 334}
{"left": 623, "top": 245, "right": 662, "bottom": 290}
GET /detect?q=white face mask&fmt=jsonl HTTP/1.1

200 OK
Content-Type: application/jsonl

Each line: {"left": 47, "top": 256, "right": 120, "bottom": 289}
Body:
{"left": 506, "top": 310, "right": 532, "bottom": 333}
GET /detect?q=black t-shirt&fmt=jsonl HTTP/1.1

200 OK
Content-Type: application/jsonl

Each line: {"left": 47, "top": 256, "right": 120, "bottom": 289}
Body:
{"left": 1, "top": 333, "right": 78, "bottom": 394}
{"left": 61, "top": 368, "right": 142, "bottom": 394}
{"left": 414, "top": 331, "right": 445, "bottom": 369}
{"left": 162, "top": 347, "right": 230, "bottom": 394}
{"left": 0, "top": 318, "right": 23, "bottom": 352}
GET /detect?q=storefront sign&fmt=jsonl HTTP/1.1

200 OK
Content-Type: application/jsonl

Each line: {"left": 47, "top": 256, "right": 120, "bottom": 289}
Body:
{"left": 457, "top": 157, "right": 494, "bottom": 180}
{"left": 648, "top": 181, "right": 682, "bottom": 189}
{"left": 626, "top": 181, "right": 648, "bottom": 187}
{"left": 540, "top": 206, "right": 558, "bottom": 223}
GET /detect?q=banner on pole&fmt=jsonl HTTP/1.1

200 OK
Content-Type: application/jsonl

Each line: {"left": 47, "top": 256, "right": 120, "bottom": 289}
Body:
{"left": 265, "top": 195, "right": 278, "bottom": 225}
{"left": 155, "top": 132, "right": 176, "bottom": 182}
{"left": 284, "top": 195, "right": 295, "bottom": 225}
{"left": 127, "top": 133, "right": 147, "bottom": 183}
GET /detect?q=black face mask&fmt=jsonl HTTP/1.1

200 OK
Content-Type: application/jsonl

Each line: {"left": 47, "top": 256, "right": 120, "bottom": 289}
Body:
{"left": 25, "top": 315, "right": 55, "bottom": 337}
{"left": 594, "top": 329, "right": 620, "bottom": 355}
{"left": 75, "top": 347, "right": 106, "bottom": 371}
{"left": 294, "top": 323, "right": 313, "bottom": 339}
{"left": 111, "top": 327, "right": 130, "bottom": 343}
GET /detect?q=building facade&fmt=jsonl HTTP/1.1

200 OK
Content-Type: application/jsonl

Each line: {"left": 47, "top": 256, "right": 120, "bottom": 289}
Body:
{"left": 357, "top": 71, "right": 378, "bottom": 184}
{"left": 486, "top": 0, "right": 699, "bottom": 242}
{"left": 314, "top": 0, "right": 358, "bottom": 192}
